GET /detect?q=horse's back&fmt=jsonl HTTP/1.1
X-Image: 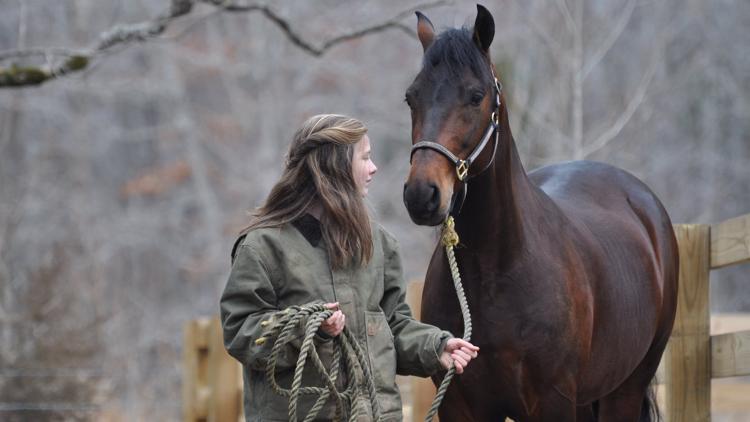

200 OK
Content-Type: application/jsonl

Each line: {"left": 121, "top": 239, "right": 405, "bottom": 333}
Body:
{"left": 530, "top": 161, "right": 674, "bottom": 259}
{"left": 531, "top": 161, "right": 659, "bottom": 218}
{"left": 529, "top": 160, "right": 679, "bottom": 401}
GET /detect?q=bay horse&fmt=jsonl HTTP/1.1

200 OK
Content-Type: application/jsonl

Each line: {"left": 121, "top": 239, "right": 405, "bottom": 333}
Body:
{"left": 402, "top": 5, "right": 678, "bottom": 421}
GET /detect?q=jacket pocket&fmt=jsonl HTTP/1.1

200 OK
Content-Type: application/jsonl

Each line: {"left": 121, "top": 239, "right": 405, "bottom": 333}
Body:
{"left": 364, "top": 310, "right": 401, "bottom": 417}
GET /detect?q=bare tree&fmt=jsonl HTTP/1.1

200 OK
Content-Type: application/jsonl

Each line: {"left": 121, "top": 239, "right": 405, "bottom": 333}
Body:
{"left": 502, "top": 0, "right": 681, "bottom": 163}
{"left": 1, "top": 1, "right": 748, "bottom": 420}
{"left": 0, "top": 0, "right": 448, "bottom": 88}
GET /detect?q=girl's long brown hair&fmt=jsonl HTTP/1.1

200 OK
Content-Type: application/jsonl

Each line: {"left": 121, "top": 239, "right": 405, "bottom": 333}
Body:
{"left": 242, "top": 114, "right": 372, "bottom": 269}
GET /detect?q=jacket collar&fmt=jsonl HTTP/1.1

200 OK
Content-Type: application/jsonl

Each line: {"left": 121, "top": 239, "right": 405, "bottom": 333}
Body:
{"left": 292, "top": 213, "right": 322, "bottom": 247}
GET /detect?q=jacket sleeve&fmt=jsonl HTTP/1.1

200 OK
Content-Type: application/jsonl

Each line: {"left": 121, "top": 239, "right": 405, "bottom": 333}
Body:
{"left": 379, "top": 230, "right": 453, "bottom": 377}
{"left": 220, "top": 242, "right": 305, "bottom": 371}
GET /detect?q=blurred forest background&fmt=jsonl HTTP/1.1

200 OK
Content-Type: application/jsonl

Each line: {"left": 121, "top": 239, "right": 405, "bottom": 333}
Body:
{"left": 1, "top": 0, "right": 748, "bottom": 420}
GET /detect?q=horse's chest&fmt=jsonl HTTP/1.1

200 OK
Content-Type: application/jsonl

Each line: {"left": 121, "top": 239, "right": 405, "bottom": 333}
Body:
{"left": 423, "top": 256, "right": 573, "bottom": 352}
{"left": 479, "top": 276, "right": 572, "bottom": 350}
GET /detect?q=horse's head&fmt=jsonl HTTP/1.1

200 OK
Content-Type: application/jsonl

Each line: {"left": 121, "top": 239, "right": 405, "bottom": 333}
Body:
{"left": 403, "top": 5, "right": 500, "bottom": 226}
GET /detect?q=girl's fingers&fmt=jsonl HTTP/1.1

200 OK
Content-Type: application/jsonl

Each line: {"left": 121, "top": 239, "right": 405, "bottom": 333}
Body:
{"left": 455, "top": 339, "right": 479, "bottom": 351}
{"left": 452, "top": 349, "right": 472, "bottom": 362}
{"left": 461, "top": 349, "right": 477, "bottom": 359}
{"left": 327, "top": 311, "right": 343, "bottom": 323}
{"left": 451, "top": 354, "right": 468, "bottom": 368}
{"left": 460, "top": 346, "right": 478, "bottom": 357}
{"left": 320, "top": 307, "right": 346, "bottom": 336}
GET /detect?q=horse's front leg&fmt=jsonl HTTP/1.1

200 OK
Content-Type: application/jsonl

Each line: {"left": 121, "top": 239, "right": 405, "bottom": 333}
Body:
{"left": 432, "top": 375, "right": 478, "bottom": 422}
{"left": 522, "top": 388, "right": 577, "bottom": 422}
{"left": 432, "top": 375, "right": 505, "bottom": 422}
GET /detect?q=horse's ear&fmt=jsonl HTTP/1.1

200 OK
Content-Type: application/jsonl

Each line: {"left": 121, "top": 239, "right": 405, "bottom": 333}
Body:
{"left": 473, "top": 4, "right": 495, "bottom": 53}
{"left": 416, "top": 11, "right": 435, "bottom": 52}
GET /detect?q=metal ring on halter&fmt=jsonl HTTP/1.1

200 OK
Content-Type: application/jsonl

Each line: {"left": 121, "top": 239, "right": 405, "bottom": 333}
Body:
{"left": 456, "top": 160, "right": 469, "bottom": 181}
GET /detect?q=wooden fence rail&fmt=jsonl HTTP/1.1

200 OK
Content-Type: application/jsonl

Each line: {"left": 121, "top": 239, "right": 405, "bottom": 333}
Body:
{"left": 183, "top": 213, "right": 750, "bottom": 421}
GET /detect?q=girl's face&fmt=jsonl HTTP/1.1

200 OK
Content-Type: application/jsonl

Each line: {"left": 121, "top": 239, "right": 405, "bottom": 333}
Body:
{"left": 352, "top": 135, "right": 378, "bottom": 197}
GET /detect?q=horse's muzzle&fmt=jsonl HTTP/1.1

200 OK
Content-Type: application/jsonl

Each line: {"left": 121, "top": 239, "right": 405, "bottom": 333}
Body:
{"left": 403, "top": 181, "right": 447, "bottom": 226}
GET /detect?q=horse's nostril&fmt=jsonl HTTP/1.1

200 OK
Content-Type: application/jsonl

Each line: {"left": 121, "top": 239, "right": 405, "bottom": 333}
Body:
{"left": 404, "top": 181, "right": 441, "bottom": 218}
{"left": 427, "top": 184, "right": 440, "bottom": 212}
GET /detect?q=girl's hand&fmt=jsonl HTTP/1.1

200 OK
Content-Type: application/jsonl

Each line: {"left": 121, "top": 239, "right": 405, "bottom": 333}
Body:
{"left": 439, "top": 338, "right": 479, "bottom": 374}
{"left": 320, "top": 302, "right": 345, "bottom": 337}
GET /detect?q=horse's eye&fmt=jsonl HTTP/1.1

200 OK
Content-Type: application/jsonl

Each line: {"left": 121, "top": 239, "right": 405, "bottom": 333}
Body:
{"left": 470, "top": 92, "right": 485, "bottom": 106}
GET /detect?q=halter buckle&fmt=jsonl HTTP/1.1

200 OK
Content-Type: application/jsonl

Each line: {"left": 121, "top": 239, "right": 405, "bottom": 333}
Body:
{"left": 456, "top": 160, "right": 469, "bottom": 181}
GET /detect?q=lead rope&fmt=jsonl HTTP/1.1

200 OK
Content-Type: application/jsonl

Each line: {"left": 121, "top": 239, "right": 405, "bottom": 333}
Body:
{"left": 260, "top": 303, "right": 382, "bottom": 422}
{"left": 424, "top": 216, "right": 473, "bottom": 421}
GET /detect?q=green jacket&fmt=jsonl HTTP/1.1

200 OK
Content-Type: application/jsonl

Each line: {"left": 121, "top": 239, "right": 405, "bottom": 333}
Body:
{"left": 220, "top": 216, "right": 452, "bottom": 421}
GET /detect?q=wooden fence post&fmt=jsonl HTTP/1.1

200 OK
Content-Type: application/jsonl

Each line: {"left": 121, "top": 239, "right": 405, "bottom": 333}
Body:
{"left": 184, "top": 319, "right": 212, "bottom": 422}
{"left": 665, "top": 224, "right": 711, "bottom": 422}
{"left": 207, "top": 318, "right": 243, "bottom": 422}
{"left": 184, "top": 318, "right": 243, "bottom": 422}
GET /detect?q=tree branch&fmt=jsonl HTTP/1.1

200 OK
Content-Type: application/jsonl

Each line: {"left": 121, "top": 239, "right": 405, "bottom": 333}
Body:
{"left": 0, "top": 0, "right": 449, "bottom": 88}
{"left": 582, "top": 52, "right": 657, "bottom": 158}
{"left": 510, "top": 89, "right": 574, "bottom": 145}
{"left": 0, "top": 47, "right": 91, "bottom": 62}
{"left": 555, "top": 0, "right": 578, "bottom": 33}
{"left": 582, "top": 0, "right": 637, "bottom": 79}
{"left": 527, "top": 19, "right": 571, "bottom": 68}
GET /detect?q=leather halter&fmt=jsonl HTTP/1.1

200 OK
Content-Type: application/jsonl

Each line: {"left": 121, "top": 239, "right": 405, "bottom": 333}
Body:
{"left": 409, "top": 70, "right": 503, "bottom": 215}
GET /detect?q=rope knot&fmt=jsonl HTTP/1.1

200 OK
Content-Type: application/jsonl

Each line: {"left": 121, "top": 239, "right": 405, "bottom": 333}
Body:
{"left": 441, "top": 216, "right": 460, "bottom": 247}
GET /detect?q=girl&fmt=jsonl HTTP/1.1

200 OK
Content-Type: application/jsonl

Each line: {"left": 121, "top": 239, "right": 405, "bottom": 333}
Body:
{"left": 220, "top": 114, "right": 478, "bottom": 421}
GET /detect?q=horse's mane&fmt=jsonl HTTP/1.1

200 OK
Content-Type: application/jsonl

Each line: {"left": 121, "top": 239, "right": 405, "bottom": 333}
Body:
{"left": 422, "top": 28, "right": 490, "bottom": 81}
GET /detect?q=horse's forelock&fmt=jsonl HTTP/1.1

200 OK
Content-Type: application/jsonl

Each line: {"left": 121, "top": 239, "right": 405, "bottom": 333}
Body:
{"left": 422, "top": 28, "right": 491, "bottom": 82}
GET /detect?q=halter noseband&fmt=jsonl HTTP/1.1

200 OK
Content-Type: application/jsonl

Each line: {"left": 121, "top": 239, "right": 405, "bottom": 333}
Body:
{"left": 409, "top": 69, "right": 503, "bottom": 215}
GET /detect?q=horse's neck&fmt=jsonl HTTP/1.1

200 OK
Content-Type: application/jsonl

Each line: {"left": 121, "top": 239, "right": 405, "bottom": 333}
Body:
{"left": 454, "top": 128, "right": 541, "bottom": 263}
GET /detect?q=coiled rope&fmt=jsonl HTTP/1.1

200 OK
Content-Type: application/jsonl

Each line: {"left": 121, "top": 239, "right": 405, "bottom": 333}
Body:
{"left": 424, "top": 216, "right": 473, "bottom": 421}
{"left": 259, "top": 303, "right": 382, "bottom": 422}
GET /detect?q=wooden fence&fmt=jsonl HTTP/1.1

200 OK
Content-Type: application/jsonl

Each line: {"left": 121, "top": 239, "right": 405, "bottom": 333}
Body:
{"left": 663, "top": 215, "right": 750, "bottom": 420}
{"left": 183, "top": 318, "right": 244, "bottom": 422}
{"left": 183, "top": 213, "right": 750, "bottom": 421}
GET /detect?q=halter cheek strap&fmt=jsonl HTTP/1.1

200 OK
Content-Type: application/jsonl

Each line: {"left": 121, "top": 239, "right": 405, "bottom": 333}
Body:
{"left": 410, "top": 106, "right": 499, "bottom": 182}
